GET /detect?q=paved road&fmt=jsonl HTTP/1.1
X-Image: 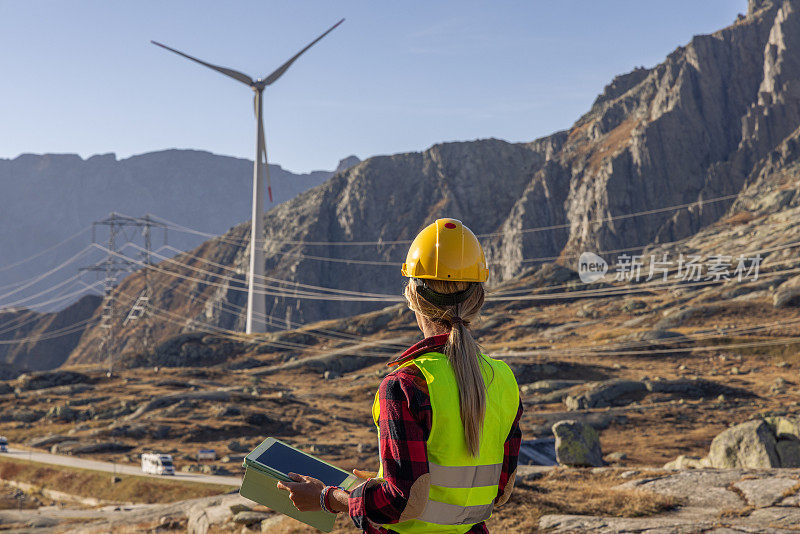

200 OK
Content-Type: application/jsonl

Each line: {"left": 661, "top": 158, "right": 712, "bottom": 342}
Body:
{"left": 3, "top": 447, "right": 241, "bottom": 487}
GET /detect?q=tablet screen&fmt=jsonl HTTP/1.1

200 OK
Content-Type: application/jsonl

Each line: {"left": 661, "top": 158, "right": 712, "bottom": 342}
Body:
{"left": 255, "top": 442, "right": 349, "bottom": 487}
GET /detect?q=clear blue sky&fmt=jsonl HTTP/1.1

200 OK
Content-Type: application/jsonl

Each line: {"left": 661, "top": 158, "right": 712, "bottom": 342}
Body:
{"left": 0, "top": 1, "right": 747, "bottom": 173}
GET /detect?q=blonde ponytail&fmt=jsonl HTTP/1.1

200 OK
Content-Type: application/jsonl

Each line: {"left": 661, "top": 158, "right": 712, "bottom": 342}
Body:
{"left": 404, "top": 279, "right": 487, "bottom": 457}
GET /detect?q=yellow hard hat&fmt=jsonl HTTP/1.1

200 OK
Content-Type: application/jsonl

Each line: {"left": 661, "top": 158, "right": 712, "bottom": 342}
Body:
{"left": 401, "top": 218, "right": 489, "bottom": 282}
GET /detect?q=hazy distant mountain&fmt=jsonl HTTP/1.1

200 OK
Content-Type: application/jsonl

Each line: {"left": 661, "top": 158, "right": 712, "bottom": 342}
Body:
{"left": 66, "top": 0, "right": 800, "bottom": 365}
{"left": 0, "top": 149, "right": 360, "bottom": 313}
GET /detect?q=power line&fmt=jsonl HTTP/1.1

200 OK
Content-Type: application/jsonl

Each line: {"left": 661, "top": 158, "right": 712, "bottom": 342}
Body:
{"left": 496, "top": 336, "right": 800, "bottom": 359}
{"left": 0, "top": 226, "right": 91, "bottom": 274}
{"left": 0, "top": 281, "right": 104, "bottom": 337}
{"left": 92, "top": 244, "right": 403, "bottom": 302}
{"left": 149, "top": 188, "right": 757, "bottom": 249}
{"left": 94, "top": 240, "right": 799, "bottom": 305}
{"left": 0, "top": 246, "right": 94, "bottom": 303}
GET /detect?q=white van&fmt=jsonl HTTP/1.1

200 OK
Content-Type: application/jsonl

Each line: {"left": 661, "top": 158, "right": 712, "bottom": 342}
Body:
{"left": 0, "top": 437, "right": 7, "bottom": 453}
{"left": 141, "top": 453, "right": 174, "bottom": 475}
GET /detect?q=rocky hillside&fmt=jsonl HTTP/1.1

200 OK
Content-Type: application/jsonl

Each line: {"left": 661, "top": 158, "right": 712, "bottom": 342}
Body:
{"left": 0, "top": 294, "right": 101, "bottom": 372}
{"left": 0, "top": 150, "right": 359, "bottom": 312}
{"left": 67, "top": 0, "right": 800, "bottom": 365}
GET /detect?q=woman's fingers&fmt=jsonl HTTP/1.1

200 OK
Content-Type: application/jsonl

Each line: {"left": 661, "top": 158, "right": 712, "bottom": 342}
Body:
{"left": 276, "top": 480, "right": 290, "bottom": 491}
{"left": 353, "top": 468, "right": 378, "bottom": 479}
{"left": 275, "top": 473, "right": 324, "bottom": 512}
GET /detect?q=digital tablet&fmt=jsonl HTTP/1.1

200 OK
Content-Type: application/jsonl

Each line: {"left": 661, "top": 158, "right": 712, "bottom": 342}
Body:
{"left": 244, "top": 437, "right": 359, "bottom": 490}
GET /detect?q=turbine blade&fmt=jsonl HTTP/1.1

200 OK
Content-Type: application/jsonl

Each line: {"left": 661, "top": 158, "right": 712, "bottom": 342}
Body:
{"left": 151, "top": 41, "right": 254, "bottom": 86}
{"left": 263, "top": 18, "right": 344, "bottom": 86}
{"left": 259, "top": 118, "right": 273, "bottom": 203}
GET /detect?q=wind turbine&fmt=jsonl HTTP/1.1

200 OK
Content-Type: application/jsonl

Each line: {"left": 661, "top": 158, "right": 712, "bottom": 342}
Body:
{"left": 152, "top": 19, "right": 344, "bottom": 334}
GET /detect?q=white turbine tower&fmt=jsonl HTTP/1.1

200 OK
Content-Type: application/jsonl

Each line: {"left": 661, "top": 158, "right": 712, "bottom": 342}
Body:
{"left": 152, "top": 19, "right": 344, "bottom": 334}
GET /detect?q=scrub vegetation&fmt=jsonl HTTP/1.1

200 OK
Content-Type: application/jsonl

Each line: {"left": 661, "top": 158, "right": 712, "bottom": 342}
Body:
{"left": 0, "top": 455, "right": 229, "bottom": 504}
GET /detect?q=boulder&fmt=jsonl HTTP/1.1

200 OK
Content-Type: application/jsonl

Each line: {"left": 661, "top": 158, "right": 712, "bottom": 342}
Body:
{"left": 775, "top": 439, "right": 800, "bottom": 467}
{"left": 125, "top": 390, "right": 248, "bottom": 420}
{"left": 227, "top": 440, "right": 249, "bottom": 453}
{"left": 232, "top": 511, "right": 271, "bottom": 525}
{"left": 214, "top": 405, "right": 241, "bottom": 417}
{"left": 552, "top": 420, "right": 603, "bottom": 467}
{"left": 518, "top": 438, "right": 557, "bottom": 466}
{"left": 764, "top": 415, "right": 800, "bottom": 439}
{"left": 229, "top": 504, "right": 251, "bottom": 515}
{"left": 28, "top": 434, "right": 73, "bottom": 448}
{"left": 46, "top": 404, "right": 78, "bottom": 422}
{"left": 8, "top": 408, "right": 43, "bottom": 423}
{"left": 655, "top": 305, "right": 719, "bottom": 329}
{"left": 244, "top": 412, "right": 274, "bottom": 427}
{"left": 612, "top": 329, "right": 693, "bottom": 356}
{"left": 707, "top": 419, "right": 780, "bottom": 468}
{"left": 525, "top": 387, "right": 581, "bottom": 405}
{"left": 604, "top": 451, "right": 627, "bottom": 464}
{"left": 526, "top": 379, "right": 585, "bottom": 394}
{"left": 645, "top": 378, "right": 753, "bottom": 399}
{"left": 733, "top": 477, "right": 800, "bottom": 508}
{"left": 564, "top": 380, "right": 647, "bottom": 410}
{"left": 663, "top": 455, "right": 711, "bottom": 469}
{"left": 14, "top": 370, "right": 89, "bottom": 391}
{"left": 53, "top": 440, "right": 133, "bottom": 455}
{"left": 621, "top": 299, "right": 647, "bottom": 312}
{"left": 773, "top": 276, "right": 800, "bottom": 307}
{"left": 51, "top": 440, "right": 80, "bottom": 454}
{"left": 187, "top": 495, "right": 247, "bottom": 534}
{"left": 105, "top": 422, "right": 167, "bottom": 439}
{"left": 201, "top": 465, "right": 232, "bottom": 475}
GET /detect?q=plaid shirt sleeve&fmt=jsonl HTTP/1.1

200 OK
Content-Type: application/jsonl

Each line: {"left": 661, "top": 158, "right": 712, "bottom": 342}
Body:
{"left": 348, "top": 365, "right": 431, "bottom": 531}
{"left": 497, "top": 400, "right": 523, "bottom": 501}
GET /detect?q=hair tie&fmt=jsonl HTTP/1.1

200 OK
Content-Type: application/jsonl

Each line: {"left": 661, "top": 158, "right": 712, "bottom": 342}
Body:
{"left": 449, "top": 316, "right": 468, "bottom": 326}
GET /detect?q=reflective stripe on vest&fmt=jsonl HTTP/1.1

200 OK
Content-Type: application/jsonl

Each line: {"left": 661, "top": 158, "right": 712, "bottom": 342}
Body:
{"left": 419, "top": 500, "right": 494, "bottom": 525}
{"left": 428, "top": 461, "right": 502, "bottom": 488}
{"left": 372, "top": 351, "right": 520, "bottom": 534}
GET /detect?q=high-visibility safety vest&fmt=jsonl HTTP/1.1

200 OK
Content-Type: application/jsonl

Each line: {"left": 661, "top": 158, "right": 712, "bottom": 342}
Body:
{"left": 371, "top": 351, "right": 520, "bottom": 533}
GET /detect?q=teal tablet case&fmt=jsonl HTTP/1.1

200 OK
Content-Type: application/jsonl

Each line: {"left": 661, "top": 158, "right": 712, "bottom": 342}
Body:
{"left": 239, "top": 437, "right": 359, "bottom": 532}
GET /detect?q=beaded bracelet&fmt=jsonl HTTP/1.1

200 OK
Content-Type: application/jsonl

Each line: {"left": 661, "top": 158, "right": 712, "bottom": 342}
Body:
{"left": 320, "top": 485, "right": 336, "bottom": 514}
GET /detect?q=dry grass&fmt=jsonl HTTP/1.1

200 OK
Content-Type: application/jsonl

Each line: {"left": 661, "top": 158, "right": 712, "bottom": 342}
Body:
{"left": 724, "top": 211, "right": 756, "bottom": 225}
{"left": 498, "top": 469, "right": 680, "bottom": 526}
{"left": 0, "top": 481, "right": 50, "bottom": 510}
{"left": 589, "top": 328, "right": 630, "bottom": 341}
{"left": 723, "top": 338, "right": 800, "bottom": 364}
{"left": 0, "top": 455, "right": 229, "bottom": 504}
{"left": 587, "top": 117, "right": 641, "bottom": 172}
{"left": 782, "top": 481, "right": 800, "bottom": 499}
{"left": 719, "top": 506, "right": 755, "bottom": 518}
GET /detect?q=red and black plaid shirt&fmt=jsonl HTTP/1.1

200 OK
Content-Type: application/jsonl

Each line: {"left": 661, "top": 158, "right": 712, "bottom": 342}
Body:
{"left": 347, "top": 334, "right": 523, "bottom": 533}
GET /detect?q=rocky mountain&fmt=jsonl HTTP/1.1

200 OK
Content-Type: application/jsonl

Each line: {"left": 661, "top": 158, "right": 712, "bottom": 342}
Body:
{"left": 0, "top": 294, "right": 101, "bottom": 371}
{"left": 0, "top": 150, "right": 360, "bottom": 312}
{"left": 65, "top": 0, "right": 800, "bottom": 365}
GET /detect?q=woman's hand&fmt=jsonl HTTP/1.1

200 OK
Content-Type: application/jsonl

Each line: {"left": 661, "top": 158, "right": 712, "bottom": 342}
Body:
{"left": 276, "top": 473, "right": 325, "bottom": 512}
{"left": 353, "top": 468, "right": 378, "bottom": 479}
